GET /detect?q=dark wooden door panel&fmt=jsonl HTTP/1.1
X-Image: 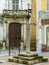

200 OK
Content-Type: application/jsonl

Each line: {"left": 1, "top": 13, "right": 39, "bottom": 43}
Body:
{"left": 9, "top": 23, "right": 21, "bottom": 48}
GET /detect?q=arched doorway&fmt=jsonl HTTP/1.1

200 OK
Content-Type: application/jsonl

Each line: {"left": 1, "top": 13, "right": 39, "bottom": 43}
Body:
{"left": 9, "top": 22, "right": 21, "bottom": 49}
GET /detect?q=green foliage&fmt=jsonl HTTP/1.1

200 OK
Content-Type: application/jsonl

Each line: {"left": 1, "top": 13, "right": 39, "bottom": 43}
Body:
{"left": 1, "top": 13, "right": 27, "bottom": 18}
{"left": 11, "top": 14, "right": 17, "bottom": 18}
{"left": 2, "top": 13, "right": 10, "bottom": 17}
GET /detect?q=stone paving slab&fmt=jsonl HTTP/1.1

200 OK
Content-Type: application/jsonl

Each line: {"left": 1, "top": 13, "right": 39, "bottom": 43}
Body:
{"left": 0, "top": 62, "right": 49, "bottom": 65}
{"left": 0, "top": 62, "right": 21, "bottom": 65}
{"left": 0, "top": 62, "right": 17, "bottom": 65}
{"left": 40, "top": 62, "right": 49, "bottom": 65}
{"left": 0, "top": 56, "right": 12, "bottom": 61}
{"left": 34, "top": 62, "right": 49, "bottom": 65}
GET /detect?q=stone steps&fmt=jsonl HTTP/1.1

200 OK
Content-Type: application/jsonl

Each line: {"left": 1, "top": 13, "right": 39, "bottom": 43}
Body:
{"left": 18, "top": 54, "right": 38, "bottom": 57}
{"left": 13, "top": 56, "right": 43, "bottom": 61}
{"left": 8, "top": 54, "right": 48, "bottom": 65}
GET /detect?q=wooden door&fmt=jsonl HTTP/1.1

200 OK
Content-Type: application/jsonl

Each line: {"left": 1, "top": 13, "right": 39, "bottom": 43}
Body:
{"left": 9, "top": 23, "right": 21, "bottom": 48}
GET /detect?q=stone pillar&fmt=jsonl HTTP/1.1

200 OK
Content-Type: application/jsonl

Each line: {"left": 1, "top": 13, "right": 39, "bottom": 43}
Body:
{"left": 2, "top": 42, "right": 5, "bottom": 49}
{"left": 21, "top": 19, "right": 27, "bottom": 50}
{"left": 6, "top": 22, "right": 9, "bottom": 48}
{"left": 26, "top": 23, "right": 31, "bottom": 54}
{"left": 21, "top": 23, "right": 26, "bottom": 50}
{"left": 21, "top": 24, "right": 24, "bottom": 50}
{"left": 2, "top": 23, "right": 6, "bottom": 49}
{"left": 24, "top": 24, "right": 27, "bottom": 49}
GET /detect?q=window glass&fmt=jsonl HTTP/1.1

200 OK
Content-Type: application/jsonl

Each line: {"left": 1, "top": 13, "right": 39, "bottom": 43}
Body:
{"left": 15, "top": 0, "right": 19, "bottom": 3}
{"left": 13, "top": 5, "right": 15, "bottom": 10}
{"left": 12, "top": 0, "right": 19, "bottom": 10}
{"left": 12, "top": 0, "right": 19, "bottom": 3}
{"left": 16, "top": 5, "right": 18, "bottom": 10}
{"left": 12, "top": 0, "right": 15, "bottom": 3}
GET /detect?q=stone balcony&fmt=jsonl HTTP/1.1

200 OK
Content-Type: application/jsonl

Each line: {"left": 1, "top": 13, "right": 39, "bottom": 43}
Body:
{"left": 2, "top": 9, "right": 28, "bottom": 18}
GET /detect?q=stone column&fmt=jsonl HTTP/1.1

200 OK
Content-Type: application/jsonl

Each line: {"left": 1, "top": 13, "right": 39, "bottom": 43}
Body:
{"left": 21, "top": 24, "right": 24, "bottom": 50}
{"left": 21, "top": 19, "right": 27, "bottom": 50}
{"left": 2, "top": 42, "right": 5, "bottom": 49}
{"left": 2, "top": 23, "right": 6, "bottom": 49}
{"left": 6, "top": 22, "right": 9, "bottom": 48}
{"left": 21, "top": 23, "right": 26, "bottom": 50}
{"left": 26, "top": 23, "right": 31, "bottom": 54}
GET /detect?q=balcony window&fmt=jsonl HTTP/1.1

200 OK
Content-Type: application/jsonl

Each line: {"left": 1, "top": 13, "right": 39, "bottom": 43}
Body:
{"left": 13, "top": 5, "right": 15, "bottom": 10}
{"left": 12, "top": 0, "right": 19, "bottom": 3}
{"left": 12, "top": 0, "right": 19, "bottom": 10}
{"left": 16, "top": 5, "right": 18, "bottom": 10}
{"left": 15, "top": 0, "right": 19, "bottom": 3}
{"left": 12, "top": 0, "right": 15, "bottom": 3}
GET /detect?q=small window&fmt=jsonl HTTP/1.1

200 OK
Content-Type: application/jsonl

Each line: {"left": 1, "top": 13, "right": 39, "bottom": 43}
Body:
{"left": 12, "top": 0, "right": 15, "bottom": 3}
{"left": 13, "top": 5, "right": 15, "bottom": 10}
{"left": 12, "top": 0, "right": 19, "bottom": 10}
{"left": 15, "top": 0, "right": 19, "bottom": 3}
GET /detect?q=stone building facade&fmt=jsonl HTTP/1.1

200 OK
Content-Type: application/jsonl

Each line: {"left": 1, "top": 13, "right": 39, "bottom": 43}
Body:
{"left": 0, "top": 0, "right": 32, "bottom": 50}
{"left": 36, "top": 0, "right": 49, "bottom": 52}
{"left": 0, "top": 0, "right": 37, "bottom": 51}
